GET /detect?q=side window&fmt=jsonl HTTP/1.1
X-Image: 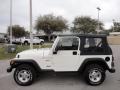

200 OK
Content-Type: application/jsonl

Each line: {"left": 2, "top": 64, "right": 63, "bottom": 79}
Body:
{"left": 34, "top": 37, "right": 39, "bottom": 39}
{"left": 82, "top": 37, "right": 104, "bottom": 54}
{"left": 84, "top": 38, "right": 103, "bottom": 48}
{"left": 56, "top": 37, "right": 79, "bottom": 50}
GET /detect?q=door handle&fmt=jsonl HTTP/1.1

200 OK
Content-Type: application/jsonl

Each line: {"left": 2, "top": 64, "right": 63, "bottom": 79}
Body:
{"left": 73, "top": 51, "right": 77, "bottom": 55}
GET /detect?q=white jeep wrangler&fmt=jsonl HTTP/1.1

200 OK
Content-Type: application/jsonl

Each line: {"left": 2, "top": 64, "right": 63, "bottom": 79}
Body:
{"left": 7, "top": 34, "right": 115, "bottom": 86}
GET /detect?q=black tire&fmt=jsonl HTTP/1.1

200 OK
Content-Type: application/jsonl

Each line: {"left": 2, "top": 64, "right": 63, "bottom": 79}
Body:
{"left": 24, "top": 41, "right": 28, "bottom": 45}
{"left": 40, "top": 41, "right": 44, "bottom": 45}
{"left": 14, "top": 64, "right": 36, "bottom": 86}
{"left": 83, "top": 64, "right": 105, "bottom": 86}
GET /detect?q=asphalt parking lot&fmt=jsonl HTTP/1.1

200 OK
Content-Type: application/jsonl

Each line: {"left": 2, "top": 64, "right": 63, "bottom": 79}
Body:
{"left": 0, "top": 45, "right": 120, "bottom": 90}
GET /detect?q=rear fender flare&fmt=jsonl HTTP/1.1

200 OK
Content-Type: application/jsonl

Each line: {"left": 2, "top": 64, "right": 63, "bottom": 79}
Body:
{"left": 78, "top": 58, "right": 109, "bottom": 72}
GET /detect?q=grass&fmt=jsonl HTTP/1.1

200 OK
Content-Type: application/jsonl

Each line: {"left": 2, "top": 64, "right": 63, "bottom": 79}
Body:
{"left": 0, "top": 43, "right": 52, "bottom": 60}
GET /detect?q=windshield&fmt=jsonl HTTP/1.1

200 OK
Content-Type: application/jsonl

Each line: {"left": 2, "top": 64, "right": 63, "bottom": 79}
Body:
{"left": 52, "top": 37, "right": 60, "bottom": 52}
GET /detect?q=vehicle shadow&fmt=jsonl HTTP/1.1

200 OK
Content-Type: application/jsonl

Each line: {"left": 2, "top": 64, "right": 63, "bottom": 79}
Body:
{"left": 35, "top": 72, "right": 85, "bottom": 85}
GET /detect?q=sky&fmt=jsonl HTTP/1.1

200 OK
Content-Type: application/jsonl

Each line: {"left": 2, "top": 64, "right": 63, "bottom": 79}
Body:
{"left": 0, "top": 0, "right": 120, "bottom": 33}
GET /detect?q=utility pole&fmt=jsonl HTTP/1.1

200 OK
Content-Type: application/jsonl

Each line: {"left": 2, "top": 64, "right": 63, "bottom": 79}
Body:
{"left": 113, "top": 19, "right": 115, "bottom": 32}
{"left": 30, "top": 0, "right": 33, "bottom": 49}
{"left": 10, "top": 0, "right": 13, "bottom": 44}
{"left": 97, "top": 7, "right": 101, "bottom": 31}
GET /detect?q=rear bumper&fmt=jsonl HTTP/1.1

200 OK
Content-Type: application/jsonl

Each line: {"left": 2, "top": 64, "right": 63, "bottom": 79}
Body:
{"left": 109, "top": 68, "right": 115, "bottom": 73}
{"left": 108, "top": 60, "right": 115, "bottom": 73}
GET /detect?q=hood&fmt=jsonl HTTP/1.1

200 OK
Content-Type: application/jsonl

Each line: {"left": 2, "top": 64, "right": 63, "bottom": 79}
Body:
{"left": 16, "top": 48, "right": 51, "bottom": 59}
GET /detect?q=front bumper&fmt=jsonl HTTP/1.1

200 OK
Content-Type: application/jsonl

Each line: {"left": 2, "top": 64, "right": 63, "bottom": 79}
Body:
{"left": 7, "top": 66, "right": 13, "bottom": 73}
{"left": 6, "top": 60, "right": 15, "bottom": 73}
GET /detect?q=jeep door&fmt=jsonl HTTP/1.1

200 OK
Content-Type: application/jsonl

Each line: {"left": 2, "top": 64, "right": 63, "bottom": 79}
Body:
{"left": 33, "top": 37, "right": 40, "bottom": 44}
{"left": 52, "top": 36, "right": 80, "bottom": 71}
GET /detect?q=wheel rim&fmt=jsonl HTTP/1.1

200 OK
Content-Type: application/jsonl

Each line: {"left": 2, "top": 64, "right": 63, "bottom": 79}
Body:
{"left": 25, "top": 42, "right": 27, "bottom": 45}
{"left": 40, "top": 42, "right": 43, "bottom": 45}
{"left": 17, "top": 70, "right": 32, "bottom": 83}
{"left": 89, "top": 69, "right": 102, "bottom": 83}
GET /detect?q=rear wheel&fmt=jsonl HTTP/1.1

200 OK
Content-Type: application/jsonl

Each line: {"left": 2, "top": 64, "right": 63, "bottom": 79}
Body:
{"left": 14, "top": 64, "right": 36, "bottom": 86}
{"left": 84, "top": 64, "right": 105, "bottom": 86}
{"left": 24, "top": 41, "right": 29, "bottom": 45}
{"left": 40, "top": 41, "right": 44, "bottom": 45}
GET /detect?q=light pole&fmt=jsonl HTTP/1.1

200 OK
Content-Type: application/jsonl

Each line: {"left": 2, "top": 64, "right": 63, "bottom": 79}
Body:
{"left": 30, "top": 0, "right": 33, "bottom": 49}
{"left": 10, "top": 0, "right": 13, "bottom": 44}
{"left": 97, "top": 7, "right": 101, "bottom": 31}
{"left": 113, "top": 19, "right": 115, "bottom": 32}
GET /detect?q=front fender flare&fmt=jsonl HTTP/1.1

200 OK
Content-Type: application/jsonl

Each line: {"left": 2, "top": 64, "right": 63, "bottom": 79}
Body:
{"left": 7, "top": 59, "right": 41, "bottom": 73}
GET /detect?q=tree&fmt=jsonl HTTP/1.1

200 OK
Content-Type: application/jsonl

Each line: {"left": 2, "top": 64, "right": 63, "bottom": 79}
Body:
{"left": 71, "top": 16, "right": 104, "bottom": 34}
{"left": 35, "top": 14, "right": 68, "bottom": 41}
{"left": 7, "top": 25, "right": 26, "bottom": 38}
{"left": 98, "top": 30, "right": 110, "bottom": 35}
{"left": 112, "top": 22, "right": 120, "bottom": 32}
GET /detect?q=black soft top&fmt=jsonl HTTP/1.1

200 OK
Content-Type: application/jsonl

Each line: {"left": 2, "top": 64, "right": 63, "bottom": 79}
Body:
{"left": 58, "top": 34, "right": 107, "bottom": 38}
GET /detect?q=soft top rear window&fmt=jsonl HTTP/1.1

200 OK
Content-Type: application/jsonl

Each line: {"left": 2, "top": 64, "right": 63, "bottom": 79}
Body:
{"left": 84, "top": 38, "right": 102, "bottom": 48}
{"left": 80, "top": 37, "right": 106, "bottom": 55}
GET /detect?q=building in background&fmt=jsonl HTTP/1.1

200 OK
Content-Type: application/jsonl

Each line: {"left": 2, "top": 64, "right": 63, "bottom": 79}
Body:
{"left": 0, "top": 33, "right": 6, "bottom": 43}
{"left": 109, "top": 32, "right": 120, "bottom": 36}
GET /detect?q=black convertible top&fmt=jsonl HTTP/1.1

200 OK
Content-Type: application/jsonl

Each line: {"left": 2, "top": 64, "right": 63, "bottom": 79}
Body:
{"left": 58, "top": 34, "right": 107, "bottom": 38}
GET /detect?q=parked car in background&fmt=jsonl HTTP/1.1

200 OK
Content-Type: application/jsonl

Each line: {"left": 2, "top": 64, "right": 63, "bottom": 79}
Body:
{"left": 0, "top": 38, "right": 5, "bottom": 43}
{"left": 6, "top": 38, "right": 21, "bottom": 44}
{"left": 0, "top": 33, "right": 6, "bottom": 43}
{"left": 12, "top": 38, "right": 21, "bottom": 44}
{"left": 21, "top": 37, "right": 44, "bottom": 45}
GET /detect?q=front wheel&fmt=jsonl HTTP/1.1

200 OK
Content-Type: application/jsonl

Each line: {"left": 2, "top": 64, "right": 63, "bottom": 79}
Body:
{"left": 40, "top": 41, "right": 44, "bottom": 45}
{"left": 14, "top": 64, "right": 36, "bottom": 86}
{"left": 84, "top": 64, "right": 106, "bottom": 86}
